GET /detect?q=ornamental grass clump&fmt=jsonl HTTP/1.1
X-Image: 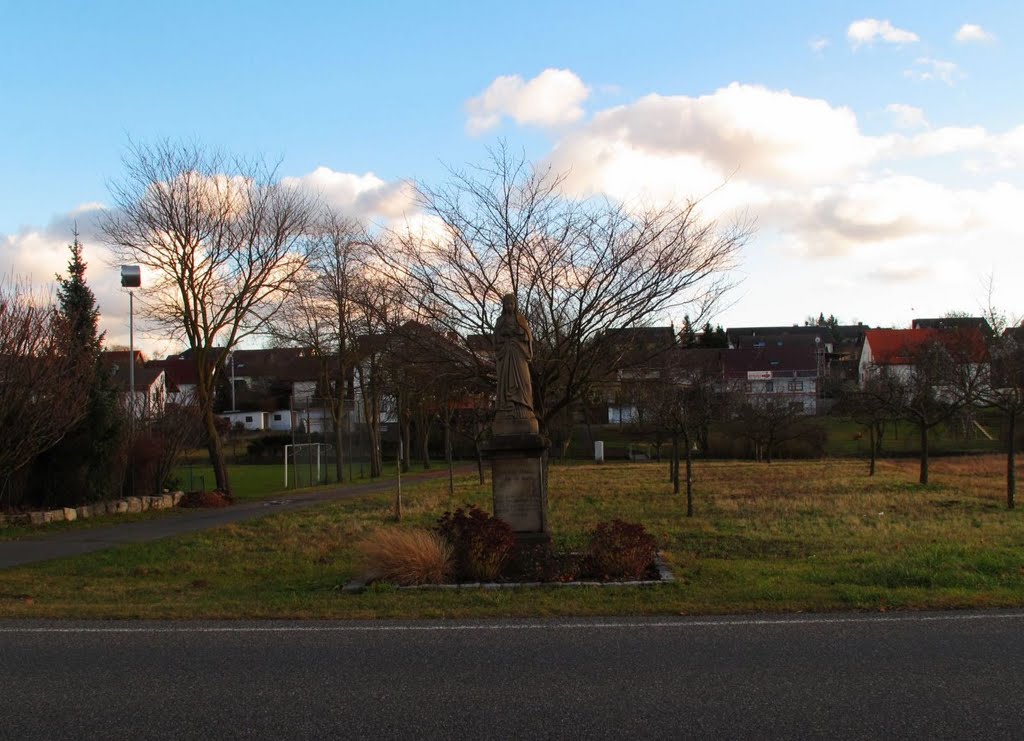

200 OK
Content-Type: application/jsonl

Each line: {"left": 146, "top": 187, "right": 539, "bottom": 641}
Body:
{"left": 436, "top": 505, "right": 516, "bottom": 582}
{"left": 355, "top": 528, "right": 453, "bottom": 586}
{"left": 587, "top": 519, "right": 657, "bottom": 581}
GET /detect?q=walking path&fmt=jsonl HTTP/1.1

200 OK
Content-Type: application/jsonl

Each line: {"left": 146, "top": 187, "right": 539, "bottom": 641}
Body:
{"left": 0, "top": 466, "right": 473, "bottom": 570}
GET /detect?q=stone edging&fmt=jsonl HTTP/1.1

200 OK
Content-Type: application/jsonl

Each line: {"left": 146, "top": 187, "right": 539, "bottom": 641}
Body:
{"left": 0, "top": 492, "right": 186, "bottom": 527}
{"left": 343, "top": 555, "right": 675, "bottom": 593}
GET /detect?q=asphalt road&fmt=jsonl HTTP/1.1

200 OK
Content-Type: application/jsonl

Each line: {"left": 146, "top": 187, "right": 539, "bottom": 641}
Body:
{"left": 0, "top": 466, "right": 471, "bottom": 570}
{"left": 2, "top": 611, "right": 1023, "bottom": 740}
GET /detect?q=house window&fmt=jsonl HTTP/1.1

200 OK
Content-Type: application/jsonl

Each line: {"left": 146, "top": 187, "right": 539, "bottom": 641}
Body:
{"left": 245, "top": 416, "right": 253, "bottom": 423}
{"left": 744, "top": 382, "right": 752, "bottom": 392}
{"left": 764, "top": 381, "right": 774, "bottom": 392}
{"left": 274, "top": 414, "right": 282, "bottom": 421}
{"left": 788, "top": 381, "right": 804, "bottom": 392}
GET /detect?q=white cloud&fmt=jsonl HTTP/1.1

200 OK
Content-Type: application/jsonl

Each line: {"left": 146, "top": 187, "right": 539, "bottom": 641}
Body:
{"left": 281, "top": 167, "right": 416, "bottom": 220}
{"left": 955, "top": 24, "right": 995, "bottom": 43}
{"left": 547, "top": 83, "right": 887, "bottom": 199}
{"left": 886, "top": 103, "right": 928, "bottom": 130}
{"left": 905, "top": 57, "right": 965, "bottom": 85}
{"left": 847, "top": 18, "right": 919, "bottom": 48}
{"left": 809, "top": 37, "right": 829, "bottom": 52}
{"left": 464, "top": 68, "right": 590, "bottom": 135}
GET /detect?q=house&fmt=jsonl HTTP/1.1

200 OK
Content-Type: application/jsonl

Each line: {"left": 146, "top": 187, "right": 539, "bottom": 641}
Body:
{"left": 221, "top": 410, "right": 268, "bottom": 431}
{"left": 101, "top": 351, "right": 166, "bottom": 418}
{"left": 858, "top": 327, "right": 989, "bottom": 387}
{"left": 722, "top": 345, "right": 820, "bottom": 414}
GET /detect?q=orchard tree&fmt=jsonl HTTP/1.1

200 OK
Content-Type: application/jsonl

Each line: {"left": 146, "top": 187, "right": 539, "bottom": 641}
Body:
{"left": 983, "top": 328, "right": 1024, "bottom": 508}
{"left": 381, "top": 146, "right": 749, "bottom": 436}
{"left": 102, "top": 140, "right": 316, "bottom": 494}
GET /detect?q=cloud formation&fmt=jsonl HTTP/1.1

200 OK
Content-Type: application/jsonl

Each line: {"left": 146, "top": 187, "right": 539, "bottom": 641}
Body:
{"left": 847, "top": 18, "right": 919, "bottom": 48}
{"left": 886, "top": 103, "right": 928, "bottom": 130}
{"left": 955, "top": 24, "right": 995, "bottom": 43}
{"left": 464, "top": 68, "right": 590, "bottom": 135}
{"left": 905, "top": 57, "right": 964, "bottom": 85}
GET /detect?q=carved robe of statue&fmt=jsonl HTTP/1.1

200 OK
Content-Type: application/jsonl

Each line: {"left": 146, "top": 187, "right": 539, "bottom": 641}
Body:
{"left": 494, "top": 294, "right": 537, "bottom": 433}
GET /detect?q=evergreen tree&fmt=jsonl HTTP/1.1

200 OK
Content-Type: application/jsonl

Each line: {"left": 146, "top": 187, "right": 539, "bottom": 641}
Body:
{"left": 30, "top": 232, "right": 124, "bottom": 506}
{"left": 681, "top": 314, "right": 698, "bottom": 348}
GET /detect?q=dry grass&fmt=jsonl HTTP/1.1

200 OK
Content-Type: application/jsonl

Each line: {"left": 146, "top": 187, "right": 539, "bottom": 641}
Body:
{"left": 2, "top": 454, "right": 1022, "bottom": 619}
{"left": 354, "top": 528, "right": 453, "bottom": 586}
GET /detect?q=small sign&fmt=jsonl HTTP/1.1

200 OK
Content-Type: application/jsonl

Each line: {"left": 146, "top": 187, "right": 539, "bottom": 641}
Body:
{"left": 747, "top": 370, "right": 773, "bottom": 380}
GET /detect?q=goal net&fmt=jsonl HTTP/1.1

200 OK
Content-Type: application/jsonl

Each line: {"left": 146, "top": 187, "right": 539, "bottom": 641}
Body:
{"left": 284, "top": 443, "right": 335, "bottom": 489}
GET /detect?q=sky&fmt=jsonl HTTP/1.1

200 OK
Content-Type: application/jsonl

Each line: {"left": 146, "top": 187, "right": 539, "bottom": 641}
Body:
{"left": 2, "top": 1, "right": 1023, "bottom": 355}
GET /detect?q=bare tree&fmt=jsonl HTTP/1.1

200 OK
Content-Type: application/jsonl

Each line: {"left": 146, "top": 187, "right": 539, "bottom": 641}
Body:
{"left": 0, "top": 281, "right": 90, "bottom": 504}
{"left": 269, "top": 210, "right": 369, "bottom": 482}
{"left": 381, "top": 147, "right": 749, "bottom": 437}
{"left": 983, "top": 329, "right": 1024, "bottom": 508}
{"left": 835, "top": 375, "right": 901, "bottom": 476}
{"left": 643, "top": 358, "right": 726, "bottom": 516}
{"left": 102, "top": 141, "right": 316, "bottom": 493}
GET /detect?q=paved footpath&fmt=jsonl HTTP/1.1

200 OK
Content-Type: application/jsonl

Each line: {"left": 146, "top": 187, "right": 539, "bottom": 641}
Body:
{"left": 0, "top": 466, "right": 472, "bottom": 570}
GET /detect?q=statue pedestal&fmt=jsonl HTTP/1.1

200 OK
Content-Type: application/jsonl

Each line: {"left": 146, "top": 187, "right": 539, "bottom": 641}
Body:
{"left": 483, "top": 433, "right": 550, "bottom": 542}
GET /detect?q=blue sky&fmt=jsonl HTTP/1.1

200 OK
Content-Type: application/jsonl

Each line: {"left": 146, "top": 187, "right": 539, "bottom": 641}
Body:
{"left": 3, "top": 1, "right": 1023, "bottom": 352}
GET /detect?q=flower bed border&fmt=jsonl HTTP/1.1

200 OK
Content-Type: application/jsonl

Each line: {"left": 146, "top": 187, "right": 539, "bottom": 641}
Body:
{"left": 342, "top": 555, "right": 675, "bottom": 593}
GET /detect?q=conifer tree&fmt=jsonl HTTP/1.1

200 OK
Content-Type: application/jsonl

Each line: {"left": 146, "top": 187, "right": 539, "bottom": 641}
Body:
{"left": 30, "top": 232, "right": 124, "bottom": 506}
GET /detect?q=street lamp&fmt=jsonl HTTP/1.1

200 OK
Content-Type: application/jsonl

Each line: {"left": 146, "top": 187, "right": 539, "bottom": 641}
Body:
{"left": 228, "top": 350, "right": 236, "bottom": 411}
{"left": 120, "top": 266, "right": 141, "bottom": 419}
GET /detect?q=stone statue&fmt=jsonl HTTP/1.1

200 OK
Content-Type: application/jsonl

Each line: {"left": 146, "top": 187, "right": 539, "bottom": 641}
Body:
{"left": 493, "top": 293, "right": 538, "bottom": 435}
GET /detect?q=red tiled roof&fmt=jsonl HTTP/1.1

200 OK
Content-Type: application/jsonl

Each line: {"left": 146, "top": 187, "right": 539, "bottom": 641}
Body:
{"left": 865, "top": 328, "right": 988, "bottom": 365}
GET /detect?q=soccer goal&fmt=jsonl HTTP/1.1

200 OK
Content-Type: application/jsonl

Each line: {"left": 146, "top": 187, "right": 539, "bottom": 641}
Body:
{"left": 284, "top": 443, "right": 334, "bottom": 489}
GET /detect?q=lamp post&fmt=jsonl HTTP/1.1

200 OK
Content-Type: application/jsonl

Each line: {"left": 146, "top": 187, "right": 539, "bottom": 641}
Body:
{"left": 229, "top": 351, "right": 236, "bottom": 411}
{"left": 120, "top": 266, "right": 141, "bottom": 418}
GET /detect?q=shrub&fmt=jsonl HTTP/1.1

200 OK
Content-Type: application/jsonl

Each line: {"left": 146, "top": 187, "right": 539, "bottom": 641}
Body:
{"left": 586, "top": 519, "right": 657, "bottom": 580}
{"left": 436, "top": 505, "right": 516, "bottom": 582}
{"left": 355, "top": 528, "right": 453, "bottom": 586}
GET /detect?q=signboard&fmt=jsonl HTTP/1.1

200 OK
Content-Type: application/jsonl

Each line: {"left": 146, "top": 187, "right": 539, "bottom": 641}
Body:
{"left": 747, "top": 370, "right": 773, "bottom": 380}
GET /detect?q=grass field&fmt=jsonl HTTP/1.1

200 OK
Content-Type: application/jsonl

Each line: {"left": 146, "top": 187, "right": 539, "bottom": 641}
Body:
{"left": 1, "top": 455, "right": 1021, "bottom": 620}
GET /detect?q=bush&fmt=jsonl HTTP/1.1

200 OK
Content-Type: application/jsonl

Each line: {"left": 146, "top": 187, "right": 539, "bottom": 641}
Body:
{"left": 586, "top": 519, "right": 657, "bottom": 580}
{"left": 436, "top": 505, "right": 516, "bottom": 582}
{"left": 355, "top": 528, "right": 452, "bottom": 586}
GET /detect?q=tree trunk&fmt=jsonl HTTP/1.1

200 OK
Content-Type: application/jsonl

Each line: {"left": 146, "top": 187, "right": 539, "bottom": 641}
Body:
{"left": 1008, "top": 412, "right": 1016, "bottom": 510}
{"left": 671, "top": 433, "right": 680, "bottom": 494}
{"left": 919, "top": 422, "right": 929, "bottom": 485}
{"left": 401, "top": 418, "right": 411, "bottom": 473}
{"left": 868, "top": 424, "right": 876, "bottom": 477}
{"left": 683, "top": 429, "right": 694, "bottom": 517}
{"left": 333, "top": 406, "right": 345, "bottom": 483}
{"left": 445, "top": 408, "right": 454, "bottom": 497}
{"left": 197, "top": 381, "right": 231, "bottom": 494}
{"left": 476, "top": 442, "right": 485, "bottom": 484}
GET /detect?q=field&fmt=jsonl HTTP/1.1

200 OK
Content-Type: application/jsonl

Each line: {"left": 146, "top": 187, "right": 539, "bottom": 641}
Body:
{"left": 1, "top": 455, "right": 1021, "bottom": 619}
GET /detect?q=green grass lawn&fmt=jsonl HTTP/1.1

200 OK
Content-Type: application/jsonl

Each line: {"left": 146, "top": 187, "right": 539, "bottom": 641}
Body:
{"left": 1, "top": 455, "right": 1022, "bottom": 619}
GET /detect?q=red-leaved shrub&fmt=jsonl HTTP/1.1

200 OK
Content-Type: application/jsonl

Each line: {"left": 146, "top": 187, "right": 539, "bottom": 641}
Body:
{"left": 436, "top": 505, "right": 516, "bottom": 582}
{"left": 586, "top": 519, "right": 657, "bottom": 580}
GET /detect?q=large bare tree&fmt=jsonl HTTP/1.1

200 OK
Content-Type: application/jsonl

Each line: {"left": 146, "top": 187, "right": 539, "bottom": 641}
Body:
{"left": 382, "top": 147, "right": 750, "bottom": 436}
{"left": 269, "top": 210, "right": 369, "bottom": 482}
{"left": 102, "top": 141, "right": 315, "bottom": 493}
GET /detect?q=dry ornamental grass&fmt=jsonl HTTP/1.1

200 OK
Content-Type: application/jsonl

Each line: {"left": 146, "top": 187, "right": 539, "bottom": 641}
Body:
{"left": 355, "top": 528, "right": 453, "bottom": 586}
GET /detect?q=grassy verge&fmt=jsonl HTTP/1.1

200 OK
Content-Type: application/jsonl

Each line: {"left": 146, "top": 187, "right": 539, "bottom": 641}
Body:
{"left": 1, "top": 456, "right": 1022, "bottom": 619}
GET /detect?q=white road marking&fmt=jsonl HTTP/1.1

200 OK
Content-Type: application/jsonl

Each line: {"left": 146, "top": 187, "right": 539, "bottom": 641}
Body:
{"left": 1, "top": 612, "right": 1023, "bottom": 634}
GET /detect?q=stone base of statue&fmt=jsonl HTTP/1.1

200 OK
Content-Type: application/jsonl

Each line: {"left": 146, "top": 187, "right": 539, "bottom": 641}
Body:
{"left": 484, "top": 428, "right": 550, "bottom": 543}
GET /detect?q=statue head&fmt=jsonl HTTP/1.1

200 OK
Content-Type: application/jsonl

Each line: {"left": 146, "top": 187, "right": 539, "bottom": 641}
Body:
{"left": 501, "top": 293, "right": 517, "bottom": 313}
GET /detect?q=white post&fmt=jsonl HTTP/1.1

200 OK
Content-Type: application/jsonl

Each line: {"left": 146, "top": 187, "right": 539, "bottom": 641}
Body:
{"left": 594, "top": 441, "right": 605, "bottom": 462}
{"left": 284, "top": 444, "right": 289, "bottom": 489}
{"left": 316, "top": 444, "right": 321, "bottom": 484}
